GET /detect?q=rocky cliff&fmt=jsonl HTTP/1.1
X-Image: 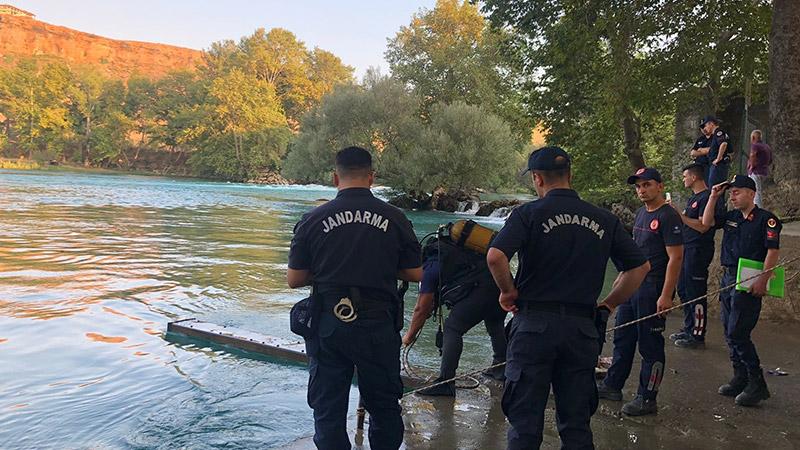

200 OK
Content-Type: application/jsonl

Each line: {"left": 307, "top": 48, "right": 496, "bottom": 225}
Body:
{"left": 0, "top": 14, "right": 203, "bottom": 78}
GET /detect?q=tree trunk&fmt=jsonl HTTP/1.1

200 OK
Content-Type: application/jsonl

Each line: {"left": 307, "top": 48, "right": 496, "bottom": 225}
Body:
{"left": 621, "top": 105, "right": 646, "bottom": 169}
{"left": 84, "top": 115, "right": 92, "bottom": 167}
{"left": 769, "top": 0, "right": 800, "bottom": 215}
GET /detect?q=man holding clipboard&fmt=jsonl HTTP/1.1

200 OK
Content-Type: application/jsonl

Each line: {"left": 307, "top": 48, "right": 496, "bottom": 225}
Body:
{"left": 702, "top": 175, "right": 782, "bottom": 407}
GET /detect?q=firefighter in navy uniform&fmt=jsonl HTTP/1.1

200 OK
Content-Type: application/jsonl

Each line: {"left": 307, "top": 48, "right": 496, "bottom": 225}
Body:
{"left": 702, "top": 175, "right": 781, "bottom": 407}
{"left": 402, "top": 222, "right": 508, "bottom": 397}
{"left": 486, "top": 146, "right": 650, "bottom": 450}
{"left": 668, "top": 163, "right": 724, "bottom": 349}
{"left": 287, "top": 146, "right": 422, "bottom": 450}
{"left": 598, "top": 168, "right": 684, "bottom": 416}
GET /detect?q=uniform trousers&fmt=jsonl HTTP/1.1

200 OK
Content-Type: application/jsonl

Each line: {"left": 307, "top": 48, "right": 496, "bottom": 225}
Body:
{"left": 502, "top": 308, "right": 598, "bottom": 450}
{"left": 604, "top": 278, "right": 666, "bottom": 401}
{"left": 307, "top": 311, "right": 403, "bottom": 450}
{"left": 719, "top": 269, "right": 763, "bottom": 375}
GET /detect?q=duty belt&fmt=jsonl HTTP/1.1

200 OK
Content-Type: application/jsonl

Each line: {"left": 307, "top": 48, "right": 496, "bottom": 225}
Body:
{"left": 519, "top": 301, "right": 595, "bottom": 319}
{"left": 321, "top": 288, "right": 393, "bottom": 322}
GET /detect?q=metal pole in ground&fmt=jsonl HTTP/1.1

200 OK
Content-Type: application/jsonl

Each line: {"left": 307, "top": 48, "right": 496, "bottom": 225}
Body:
{"left": 354, "top": 395, "right": 366, "bottom": 446}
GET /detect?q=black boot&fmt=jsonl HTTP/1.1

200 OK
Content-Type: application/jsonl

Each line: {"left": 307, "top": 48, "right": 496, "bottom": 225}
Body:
{"left": 735, "top": 369, "right": 770, "bottom": 407}
{"left": 482, "top": 361, "right": 506, "bottom": 381}
{"left": 417, "top": 378, "right": 456, "bottom": 397}
{"left": 718, "top": 366, "right": 748, "bottom": 397}
{"left": 621, "top": 395, "right": 658, "bottom": 416}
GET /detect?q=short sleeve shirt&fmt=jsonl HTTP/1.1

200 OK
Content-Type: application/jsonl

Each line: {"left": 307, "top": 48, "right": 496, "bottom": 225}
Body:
{"left": 720, "top": 207, "right": 781, "bottom": 267}
{"left": 692, "top": 134, "right": 711, "bottom": 165}
{"left": 288, "top": 187, "right": 422, "bottom": 300}
{"left": 489, "top": 189, "right": 646, "bottom": 307}
{"left": 418, "top": 259, "right": 440, "bottom": 294}
{"left": 709, "top": 129, "right": 730, "bottom": 162}
{"left": 632, "top": 204, "right": 684, "bottom": 277}
{"left": 682, "top": 189, "right": 724, "bottom": 249}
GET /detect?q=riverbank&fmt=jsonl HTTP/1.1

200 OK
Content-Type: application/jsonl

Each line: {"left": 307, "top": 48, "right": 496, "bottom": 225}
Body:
{"left": 281, "top": 313, "right": 800, "bottom": 450}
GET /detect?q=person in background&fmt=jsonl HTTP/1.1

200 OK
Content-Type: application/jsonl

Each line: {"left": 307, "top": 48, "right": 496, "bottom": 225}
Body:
{"left": 747, "top": 129, "right": 772, "bottom": 207}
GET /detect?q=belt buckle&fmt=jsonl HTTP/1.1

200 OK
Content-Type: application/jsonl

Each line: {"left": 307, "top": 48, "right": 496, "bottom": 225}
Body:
{"left": 333, "top": 297, "right": 357, "bottom": 323}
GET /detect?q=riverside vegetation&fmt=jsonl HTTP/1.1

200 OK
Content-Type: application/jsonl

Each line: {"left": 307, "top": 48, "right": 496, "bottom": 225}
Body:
{"left": 3, "top": 0, "right": 797, "bottom": 215}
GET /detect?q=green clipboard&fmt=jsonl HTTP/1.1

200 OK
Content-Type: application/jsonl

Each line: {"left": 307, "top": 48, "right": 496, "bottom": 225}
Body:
{"left": 735, "top": 258, "right": 785, "bottom": 298}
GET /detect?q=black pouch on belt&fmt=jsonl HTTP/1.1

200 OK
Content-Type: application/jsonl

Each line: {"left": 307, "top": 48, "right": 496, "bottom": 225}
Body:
{"left": 290, "top": 286, "right": 320, "bottom": 339}
{"left": 594, "top": 305, "right": 610, "bottom": 355}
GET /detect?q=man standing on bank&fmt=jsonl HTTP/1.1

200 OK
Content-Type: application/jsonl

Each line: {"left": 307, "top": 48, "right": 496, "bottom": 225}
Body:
{"left": 668, "top": 163, "right": 723, "bottom": 349}
{"left": 747, "top": 129, "right": 772, "bottom": 207}
{"left": 287, "top": 146, "right": 422, "bottom": 450}
{"left": 702, "top": 116, "right": 732, "bottom": 187}
{"left": 487, "top": 146, "right": 650, "bottom": 449}
{"left": 598, "top": 168, "right": 683, "bottom": 416}
{"left": 702, "top": 175, "right": 780, "bottom": 407}
{"left": 689, "top": 122, "right": 713, "bottom": 184}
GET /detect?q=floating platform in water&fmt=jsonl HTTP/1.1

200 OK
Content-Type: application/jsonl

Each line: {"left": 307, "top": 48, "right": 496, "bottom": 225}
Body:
{"left": 166, "top": 318, "right": 427, "bottom": 389}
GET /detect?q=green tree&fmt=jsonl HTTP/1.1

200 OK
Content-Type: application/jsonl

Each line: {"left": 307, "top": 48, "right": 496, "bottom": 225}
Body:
{"left": 384, "top": 101, "right": 522, "bottom": 194}
{"left": 0, "top": 58, "right": 73, "bottom": 159}
{"left": 124, "top": 75, "right": 157, "bottom": 151}
{"left": 285, "top": 73, "right": 522, "bottom": 196}
{"left": 204, "top": 28, "right": 354, "bottom": 125}
{"left": 386, "top": 0, "right": 529, "bottom": 138}
{"left": 188, "top": 69, "right": 291, "bottom": 181}
{"left": 283, "top": 73, "right": 423, "bottom": 185}
{"left": 149, "top": 70, "right": 207, "bottom": 151}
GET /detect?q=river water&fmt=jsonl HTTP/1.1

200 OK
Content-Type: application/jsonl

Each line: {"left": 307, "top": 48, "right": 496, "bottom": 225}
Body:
{"left": 0, "top": 169, "right": 613, "bottom": 449}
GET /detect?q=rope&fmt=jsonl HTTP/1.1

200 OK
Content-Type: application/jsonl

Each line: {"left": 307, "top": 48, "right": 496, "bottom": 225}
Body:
{"left": 605, "top": 253, "right": 800, "bottom": 333}
{"left": 402, "top": 253, "right": 800, "bottom": 398}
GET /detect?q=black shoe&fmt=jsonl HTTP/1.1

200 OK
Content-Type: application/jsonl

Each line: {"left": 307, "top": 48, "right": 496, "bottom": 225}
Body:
{"left": 735, "top": 369, "right": 770, "bottom": 406}
{"left": 669, "top": 331, "right": 689, "bottom": 341}
{"left": 482, "top": 364, "right": 506, "bottom": 382}
{"left": 718, "top": 367, "right": 748, "bottom": 397}
{"left": 675, "top": 336, "right": 706, "bottom": 349}
{"left": 597, "top": 381, "right": 623, "bottom": 401}
{"left": 622, "top": 395, "right": 657, "bottom": 416}
{"left": 417, "top": 379, "right": 456, "bottom": 397}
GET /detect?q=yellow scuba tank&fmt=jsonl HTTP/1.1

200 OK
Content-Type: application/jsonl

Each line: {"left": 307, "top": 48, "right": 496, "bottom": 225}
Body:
{"left": 448, "top": 220, "right": 497, "bottom": 255}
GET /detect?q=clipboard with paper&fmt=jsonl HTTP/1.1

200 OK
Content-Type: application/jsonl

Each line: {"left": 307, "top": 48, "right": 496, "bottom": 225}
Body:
{"left": 735, "top": 258, "right": 785, "bottom": 298}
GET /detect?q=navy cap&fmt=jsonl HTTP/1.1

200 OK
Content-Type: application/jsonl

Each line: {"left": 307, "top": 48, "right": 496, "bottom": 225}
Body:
{"left": 521, "top": 146, "right": 571, "bottom": 175}
{"left": 728, "top": 174, "right": 757, "bottom": 192}
{"left": 700, "top": 115, "right": 719, "bottom": 127}
{"left": 627, "top": 167, "right": 663, "bottom": 184}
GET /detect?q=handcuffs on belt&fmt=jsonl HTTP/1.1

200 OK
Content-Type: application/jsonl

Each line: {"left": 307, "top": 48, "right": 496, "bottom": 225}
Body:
{"left": 333, "top": 297, "right": 358, "bottom": 322}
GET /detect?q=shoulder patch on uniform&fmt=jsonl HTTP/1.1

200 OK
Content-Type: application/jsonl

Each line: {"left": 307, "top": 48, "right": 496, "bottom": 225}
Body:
{"left": 716, "top": 130, "right": 723, "bottom": 136}
{"left": 691, "top": 201, "right": 698, "bottom": 209}
{"left": 768, "top": 218, "right": 777, "bottom": 228}
{"left": 650, "top": 219, "right": 659, "bottom": 230}
{"left": 672, "top": 225, "right": 681, "bottom": 234}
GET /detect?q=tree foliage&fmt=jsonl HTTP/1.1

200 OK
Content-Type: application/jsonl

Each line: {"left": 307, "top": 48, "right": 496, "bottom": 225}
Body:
{"left": 203, "top": 28, "right": 354, "bottom": 125}
{"left": 481, "top": 0, "right": 772, "bottom": 202}
{"left": 386, "top": 0, "right": 530, "bottom": 139}
{"left": 0, "top": 59, "right": 73, "bottom": 158}
{"left": 284, "top": 72, "right": 523, "bottom": 195}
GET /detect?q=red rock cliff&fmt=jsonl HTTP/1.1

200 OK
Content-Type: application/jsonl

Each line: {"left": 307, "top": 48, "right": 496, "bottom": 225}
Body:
{"left": 0, "top": 14, "right": 203, "bottom": 78}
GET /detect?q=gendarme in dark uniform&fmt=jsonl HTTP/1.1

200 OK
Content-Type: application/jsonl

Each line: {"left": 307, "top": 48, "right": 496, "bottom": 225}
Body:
{"left": 703, "top": 175, "right": 781, "bottom": 407}
{"left": 287, "top": 146, "right": 422, "bottom": 450}
{"left": 691, "top": 128, "right": 712, "bottom": 184}
{"left": 487, "top": 147, "right": 647, "bottom": 449}
{"left": 702, "top": 116, "right": 731, "bottom": 187}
